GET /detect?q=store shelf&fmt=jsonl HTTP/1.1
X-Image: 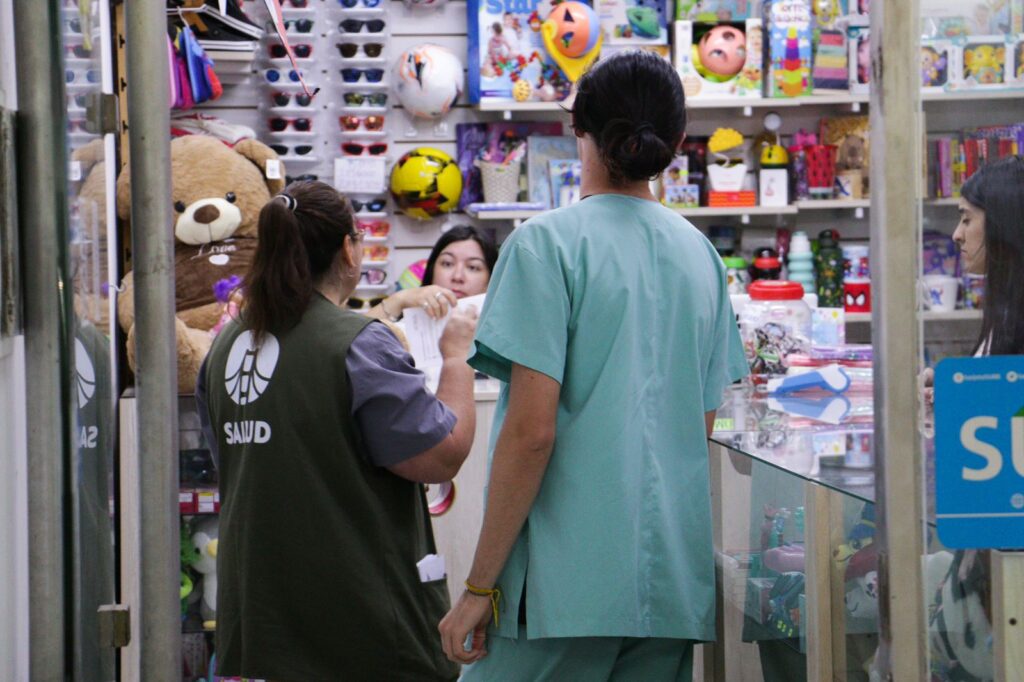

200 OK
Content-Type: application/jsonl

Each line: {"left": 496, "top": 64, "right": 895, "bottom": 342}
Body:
{"left": 846, "top": 309, "right": 982, "bottom": 324}
{"left": 676, "top": 205, "right": 798, "bottom": 218}
{"left": 688, "top": 93, "right": 869, "bottom": 111}
{"left": 468, "top": 208, "right": 544, "bottom": 221}
{"left": 476, "top": 100, "right": 570, "bottom": 113}
{"left": 468, "top": 201, "right": 866, "bottom": 222}
{"left": 795, "top": 199, "right": 870, "bottom": 210}
{"left": 924, "top": 197, "right": 959, "bottom": 206}
{"left": 922, "top": 89, "right": 1024, "bottom": 103}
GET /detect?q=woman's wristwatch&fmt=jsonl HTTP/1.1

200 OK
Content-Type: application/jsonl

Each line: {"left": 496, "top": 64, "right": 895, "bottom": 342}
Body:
{"left": 380, "top": 297, "right": 401, "bottom": 323}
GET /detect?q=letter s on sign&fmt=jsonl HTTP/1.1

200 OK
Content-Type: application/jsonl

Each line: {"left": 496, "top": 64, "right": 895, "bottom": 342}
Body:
{"left": 960, "top": 416, "right": 1002, "bottom": 482}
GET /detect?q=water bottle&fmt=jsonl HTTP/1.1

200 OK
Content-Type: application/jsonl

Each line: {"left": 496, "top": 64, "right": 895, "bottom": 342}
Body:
{"left": 787, "top": 231, "right": 815, "bottom": 293}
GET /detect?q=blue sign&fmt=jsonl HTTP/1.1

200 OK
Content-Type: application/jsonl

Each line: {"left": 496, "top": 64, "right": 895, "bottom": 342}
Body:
{"left": 935, "top": 356, "right": 1024, "bottom": 549}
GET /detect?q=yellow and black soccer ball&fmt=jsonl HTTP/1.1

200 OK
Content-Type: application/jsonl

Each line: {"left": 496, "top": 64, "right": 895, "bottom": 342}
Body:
{"left": 389, "top": 147, "right": 462, "bottom": 220}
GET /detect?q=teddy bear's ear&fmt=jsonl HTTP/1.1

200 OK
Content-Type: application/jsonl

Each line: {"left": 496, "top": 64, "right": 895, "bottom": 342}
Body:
{"left": 233, "top": 139, "right": 286, "bottom": 195}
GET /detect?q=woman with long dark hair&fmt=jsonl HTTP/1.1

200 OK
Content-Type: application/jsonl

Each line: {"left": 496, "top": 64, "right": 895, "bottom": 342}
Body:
{"left": 197, "top": 181, "right": 478, "bottom": 681}
{"left": 368, "top": 225, "right": 499, "bottom": 322}
{"left": 438, "top": 51, "right": 748, "bottom": 679}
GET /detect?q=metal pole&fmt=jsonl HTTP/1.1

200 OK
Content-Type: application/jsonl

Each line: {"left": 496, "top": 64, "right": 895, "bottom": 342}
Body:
{"left": 12, "top": 0, "right": 70, "bottom": 678}
{"left": 870, "top": 0, "right": 927, "bottom": 678}
{"left": 123, "top": 1, "right": 180, "bottom": 678}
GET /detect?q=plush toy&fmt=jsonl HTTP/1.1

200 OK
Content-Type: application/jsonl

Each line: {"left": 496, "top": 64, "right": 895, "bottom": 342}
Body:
{"left": 116, "top": 135, "right": 284, "bottom": 393}
{"left": 191, "top": 516, "right": 219, "bottom": 631}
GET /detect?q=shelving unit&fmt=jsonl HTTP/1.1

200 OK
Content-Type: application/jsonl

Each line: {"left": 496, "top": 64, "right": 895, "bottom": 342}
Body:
{"left": 846, "top": 309, "right": 982, "bottom": 324}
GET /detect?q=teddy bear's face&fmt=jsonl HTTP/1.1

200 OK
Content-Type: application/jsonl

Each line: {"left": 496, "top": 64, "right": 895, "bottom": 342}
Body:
{"left": 168, "top": 135, "right": 275, "bottom": 247}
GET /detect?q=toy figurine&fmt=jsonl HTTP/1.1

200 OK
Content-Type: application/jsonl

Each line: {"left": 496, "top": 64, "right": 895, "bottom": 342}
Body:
{"left": 191, "top": 517, "right": 220, "bottom": 630}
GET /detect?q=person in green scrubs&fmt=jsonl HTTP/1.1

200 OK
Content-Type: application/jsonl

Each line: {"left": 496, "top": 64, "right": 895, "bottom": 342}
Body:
{"left": 438, "top": 51, "right": 749, "bottom": 680}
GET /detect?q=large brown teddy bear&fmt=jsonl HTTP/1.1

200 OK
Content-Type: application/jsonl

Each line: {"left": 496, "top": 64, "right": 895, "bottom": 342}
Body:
{"left": 117, "top": 135, "right": 284, "bottom": 393}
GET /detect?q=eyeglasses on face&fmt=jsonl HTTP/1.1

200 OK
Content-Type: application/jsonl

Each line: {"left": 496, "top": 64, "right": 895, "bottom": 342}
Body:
{"left": 342, "top": 92, "right": 388, "bottom": 107}
{"left": 271, "top": 91, "right": 313, "bottom": 107}
{"left": 270, "top": 43, "right": 313, "bottom": 59}
{"left": 347, "top": 294, "right": 387, "bottom": 309}
{"left": 269, "top": 117, "right": 312, "bottom": 132}
{"left": 340, "top": 115, "right": 385, "bottom": 132}
{"left": 339, "top": 18, "right": 386, "bottom": 33}
{"left": 336, "top": 43, "right": 383, "bottom": 59}
{"left": 359, "top": 269, "right": 388, "bottom": 285}
{"left": 341, "top": 68, "right": 384, "bottom": 84}
{"left": 285, "top": 174, "right": 319, "bottom": 184}
{"left": 264, "top": 68, "right": 304, "bottom": 84}
{"left": 66, "top": 69, "right": 100, "bottom": 84}
{"left": 342, "top": 142, "right": 388, "bottom": 156}
{"left": 350, "top": 198, "right": 387, "bottom": 212}
{"left": 363, "top": 245, "right": 390, "bottom": 261}
{"left": 270, "top": 144, "right": 315, "bottom": 156}
{"left": 357, "top": 220, "right": 390, "bottom": 237}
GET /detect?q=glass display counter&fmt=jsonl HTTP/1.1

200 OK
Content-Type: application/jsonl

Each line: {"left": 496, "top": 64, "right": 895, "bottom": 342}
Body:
{"left": 707, "top": 386, "right": 995, "bottom": 682}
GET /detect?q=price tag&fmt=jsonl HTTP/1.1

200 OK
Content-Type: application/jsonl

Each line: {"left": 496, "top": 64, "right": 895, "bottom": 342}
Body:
{"left": 265, "top": 159, "right": 281, "bottom": 180}
{"left": 334, "top": 156, "right": 387, "bottom": 195}
{"left": 69, "top": 160, "right": 82, "bottom": 182}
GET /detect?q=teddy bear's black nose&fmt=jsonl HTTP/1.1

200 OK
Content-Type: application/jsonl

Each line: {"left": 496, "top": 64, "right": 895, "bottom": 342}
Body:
{"left": 193, "top": 204, "right": 221, "bottom": 224}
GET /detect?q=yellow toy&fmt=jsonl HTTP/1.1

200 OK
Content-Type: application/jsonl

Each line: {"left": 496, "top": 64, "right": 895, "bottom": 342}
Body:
{"left": 963, "top": 43, "right": 1005, "bottom": 84}
{"left": 541, "top": 1, "right": 603, "bottom": 83}
{"left": 513, "top": 78, "right": 533, "bottom": 102}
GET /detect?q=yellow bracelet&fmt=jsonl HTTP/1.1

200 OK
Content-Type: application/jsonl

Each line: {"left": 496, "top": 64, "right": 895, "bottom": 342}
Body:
{"left": 464, "top": 580, "right": 502, "bottom": 628}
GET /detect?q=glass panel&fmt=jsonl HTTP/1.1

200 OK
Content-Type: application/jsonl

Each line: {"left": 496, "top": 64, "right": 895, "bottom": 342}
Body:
{"left": 63, "top": 0, "right": 117, "bottom": 677}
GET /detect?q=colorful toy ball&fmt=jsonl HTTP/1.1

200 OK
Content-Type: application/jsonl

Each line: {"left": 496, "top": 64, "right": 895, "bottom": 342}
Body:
{"left": 392, "top": 44, "right": 464, "bottom": 119}
{"left": 548, "top": 2, "right": 600, "bottom": 58}
{"left": 513, "top": 78, "right": 533, "bottom": 102}
{"left": 390, "top": 148, "right": 463, "bottom": 220}
{"left": 697, "top": 25, "right": 747, "bottom": 79}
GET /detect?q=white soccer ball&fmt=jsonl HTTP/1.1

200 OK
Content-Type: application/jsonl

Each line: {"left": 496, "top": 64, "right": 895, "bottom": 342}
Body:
{"left": 392, "top": 44, "right": 464, "bottom": 119}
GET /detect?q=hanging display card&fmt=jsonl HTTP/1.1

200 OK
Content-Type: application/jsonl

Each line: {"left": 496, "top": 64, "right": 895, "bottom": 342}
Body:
{"left": 334, "top": 157, "right": 387, "bottom": 195}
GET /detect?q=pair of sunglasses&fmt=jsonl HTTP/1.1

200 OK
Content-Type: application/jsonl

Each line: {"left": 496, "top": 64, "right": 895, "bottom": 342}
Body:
{"left": 342, "top": 142, "right": 388, "bottom": 156}
{"left": 265, "top": 69, "right": 304, "bottom": 84}
{"left": 351, "top": 198, "right": 387, "bottom": 213}
{"left": 339, "top": 19, "right": 386, "bottom": 33}
{"left": 269, "top": 44, "right": 313, "bottom": 59}
{"left": 336, "top": 42, "right": 383, "bottom": 59}
{"left": 340, "top": 115, "right": 385, "bottom": 132}
{"left": 363, "top": 245, "right": 389, "bottom": 261}
{"left": 281, "top": 0, "right": 309, "bottom": 6}
{"left": 286, "top": 173, "right": 318, "bottom": 184}
{"left": 341, "top": 68, "right": 384, "bottom": 83}
{"left": 338, "top": 0, "right": 381, "bottom": 7}
{"left": 267, "top": 18, "right": 314, "bottom": 33}
{"left": 343, "top": 92, "right": 388, "bottom": 107}
{"left": 270, "top": 144, "right": 314, "bottom": 156}
{"left": 66, "top": 69, "right": 100, "bottom": 84}
{"left": 269, "top": 117, "right": 312, "bottom": 132}
{"left": 359, "top": 270, "right": 388, "bottom": 285}
{"left": 357, "top": 220, "right": 390, "bottom": 237}
{"left": 271, "top": 92, "right": 313, "bottom": 107}
{"left": 65, "top": 44, "right": 92, "bottom": 59}
{"left": 347, "top": 294, "right": 387, "bottom": 309}
{"left": 66, "top": 17, "right": 82, "bottom": 33}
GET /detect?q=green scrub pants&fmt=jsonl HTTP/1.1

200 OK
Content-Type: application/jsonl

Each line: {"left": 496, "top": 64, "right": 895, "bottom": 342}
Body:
{"left": 459, "top": 626, "right": 694, "bottom": 682}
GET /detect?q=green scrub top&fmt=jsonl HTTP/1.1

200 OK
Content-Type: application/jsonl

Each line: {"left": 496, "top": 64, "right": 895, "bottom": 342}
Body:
{"left": 469, "top": 194, "right": 749, "bottom": 642}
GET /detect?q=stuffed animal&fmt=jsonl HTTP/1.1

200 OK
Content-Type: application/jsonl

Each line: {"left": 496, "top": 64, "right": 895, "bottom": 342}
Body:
{"left": 191, "top": 516, "right": 220, "bottom": 630}
{"left": 116, "top": 135, "right": 284, "bottom": 393}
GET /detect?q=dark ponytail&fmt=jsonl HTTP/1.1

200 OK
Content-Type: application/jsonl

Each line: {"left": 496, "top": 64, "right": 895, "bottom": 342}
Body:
{"left": 571, "top": 50, "right": 686, "bottom": 183}
{"left": 243, "top": 180, "right": 355, "bottom": 342}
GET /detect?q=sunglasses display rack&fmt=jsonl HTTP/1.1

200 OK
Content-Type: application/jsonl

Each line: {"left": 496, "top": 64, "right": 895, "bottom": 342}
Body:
{"left": 63, "top": 2, "right": 102, "bottom": 147}
{"left": 259, "top": 1, "right": 329, "bottom": 175}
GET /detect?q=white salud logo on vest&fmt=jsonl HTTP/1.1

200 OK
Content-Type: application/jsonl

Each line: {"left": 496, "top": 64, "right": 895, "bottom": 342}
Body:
{"left": 224, "top": 331, "right": 280, "bottom": 405}
{"left": 74, "top": 338, "right": 96, "bottom": 408}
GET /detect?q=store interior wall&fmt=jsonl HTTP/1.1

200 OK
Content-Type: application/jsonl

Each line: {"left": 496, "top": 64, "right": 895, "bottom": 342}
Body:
{"left": 0, "top": 0, "right": 31, "bottom": 678}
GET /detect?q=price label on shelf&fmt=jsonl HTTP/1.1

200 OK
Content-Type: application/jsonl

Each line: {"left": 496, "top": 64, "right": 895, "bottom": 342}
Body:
{"left": 334, "top": 157, "right": 387, "bottom": 195}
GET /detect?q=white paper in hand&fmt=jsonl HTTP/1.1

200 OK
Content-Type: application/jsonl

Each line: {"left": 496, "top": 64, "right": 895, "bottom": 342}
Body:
{"left": 401, "top": 293, "right": 485, "bottom": 391}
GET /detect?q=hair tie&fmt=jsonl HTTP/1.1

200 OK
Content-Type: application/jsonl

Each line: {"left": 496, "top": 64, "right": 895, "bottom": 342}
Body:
{"left": 276, "top": 194, "right": 298, "bottom": 212}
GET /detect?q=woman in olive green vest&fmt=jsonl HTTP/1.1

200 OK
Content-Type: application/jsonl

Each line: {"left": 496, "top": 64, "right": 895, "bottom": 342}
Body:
{"left": 198, "top": 181, "right": 479, "bottom": 681}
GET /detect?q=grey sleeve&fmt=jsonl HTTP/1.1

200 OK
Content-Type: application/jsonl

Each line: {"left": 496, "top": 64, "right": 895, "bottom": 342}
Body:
{"left": 195, "top": 356, "right": 220, "bottom": 470}
{"left": 346, "top": 322, "right": 458, "bottom": 468}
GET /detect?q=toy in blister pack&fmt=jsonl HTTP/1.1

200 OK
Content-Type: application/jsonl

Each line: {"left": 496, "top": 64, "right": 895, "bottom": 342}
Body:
{"left": 673, "top": 18, "right": 764, "bottom": 99}
{"left": 962, "top": 39, "right": 1007, "bottom": 85}
{"left": 764, "top": 0, "right": 814, "bottom": 98}
{"left": 676, "top": 0, "right": 760, "bottom": 20}
{"left": 595, "top": 0, "right": 669, "bottom": 45}
{"left": 921, "top": 40, "right": 952, "bottom": 91}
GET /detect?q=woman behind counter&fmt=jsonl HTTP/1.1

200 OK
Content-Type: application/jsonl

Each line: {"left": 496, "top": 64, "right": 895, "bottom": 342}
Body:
{"left": 439, "top": 50, "right": 749, "bottom": 679}
{"left": 368, "top": 225, "right": 498, "bottom": 322}
{"left": 197, "top": 181, "right": 478, "bottom": 681}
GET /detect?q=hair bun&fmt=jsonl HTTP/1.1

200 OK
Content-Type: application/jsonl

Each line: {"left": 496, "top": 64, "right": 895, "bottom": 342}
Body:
{"left": 600, "top": 118, "right": 673, "bottom": 182}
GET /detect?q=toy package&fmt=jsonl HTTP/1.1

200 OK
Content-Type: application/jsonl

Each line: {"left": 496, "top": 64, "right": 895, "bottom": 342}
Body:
{"left": 661, "top": 156, "right": 701, "bottom": 207}
{"left": 527, "top": 135, "right": 578, "bottom": 208}
{"left": 953, "top": 37, "right": 1013, "bottom": 91}
{"left": 673, "top": 18, "right": 764, "bottom": 98}
{"left": 848, "top": 26, "right": 869, "bottom": 94}
{"left": 548, "top": 159, "right": 583, "bottom": 207}
{"left": 921, "top": 39, "right": 953, "bottom": 92}
{"left": 596, "top": 0, "right": 670, "bottom": 45}
{"left": 812, "top": 28, "right": 847, "bottom": 92}
{"left": 820, "top": 115, "right": 869, "bottom": 198}
{"left": 676, "top": 0, "right": 760, "bottom": 20}
{"left": 467, "top": 0, "right": 579, "bottom": 104}
{"left": 764, "top": 0, "right": 814, "bottom": 98}
{"left": 920, "top": 0, "right": 1022, "bottom": 39}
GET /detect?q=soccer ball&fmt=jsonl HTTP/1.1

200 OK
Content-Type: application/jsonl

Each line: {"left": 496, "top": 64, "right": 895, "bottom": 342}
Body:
{"left": 392, "top": 44, "right": 464, "bottom": 119}
{"left": 389, "top": 148, "right": 463, "bottom": 220}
